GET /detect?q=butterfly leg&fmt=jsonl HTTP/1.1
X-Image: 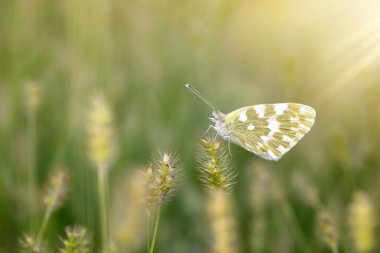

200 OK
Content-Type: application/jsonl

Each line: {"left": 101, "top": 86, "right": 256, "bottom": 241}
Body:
{"left": 227, "top": 138, "right": 232, "bottom": 154}
{"left": 203, "top": 125, "right": 219, "bottom": 140}
{"left": 212, "top": 128, "right": 218, "bottom": 140}
{"left": 202, "top": 125, "right": 213, "bottom": 137}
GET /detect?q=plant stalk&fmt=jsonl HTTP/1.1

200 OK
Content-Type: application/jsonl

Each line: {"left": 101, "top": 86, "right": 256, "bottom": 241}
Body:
{"left": 98, "top": 166, "right": 109, "bottom": 253}
{"left": 27, "top": 112, "right": 38, "bottom": 232}
{"left": 147, "top": 210, "right": 150, "bottom": 253}
{"left": 149, "top": 206, "right": 161, "bottom": 253}
{"left": 37, "top": 207, "right": 52, "bottom": 242}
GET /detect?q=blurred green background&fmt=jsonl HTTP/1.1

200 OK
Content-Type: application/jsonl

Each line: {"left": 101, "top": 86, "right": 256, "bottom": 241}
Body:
{"left": 1, "top": 0, "right": 380, "bottom": 252}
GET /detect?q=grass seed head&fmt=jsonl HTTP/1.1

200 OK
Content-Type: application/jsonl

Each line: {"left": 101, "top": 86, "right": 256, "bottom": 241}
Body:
{"left": 317, "top": 211, "right": 338, "bottom": 253}
{"left": 197, "top": 137, "right": 235, "bottom": 191}
{"left": 19, "top": 234, "right": 47, "bottom": 253}
{"left": 154, "top": 152, "right": 179, "bottom": 203}
{"left": 43, "top": 168, "right": 69, "bottom": 212}
{"left": 142, "top": 166, "right": 159, "bottom": 208}
{"left": 59, "top": 225, "right": 91, "bottom": 253}
{"left": 348, "top": 191, "right": 376, "bottom": 253}
{"left": 142, "top": 152, "right": 179, "bottom": 208}
{"left": 86, "top": 93, "right": 115, "bottom": 171}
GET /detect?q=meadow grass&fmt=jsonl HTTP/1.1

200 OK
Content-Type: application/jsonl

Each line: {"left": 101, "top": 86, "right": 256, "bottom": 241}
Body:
{"left": 2, "top": 1, "right": 380, "bottom": 252}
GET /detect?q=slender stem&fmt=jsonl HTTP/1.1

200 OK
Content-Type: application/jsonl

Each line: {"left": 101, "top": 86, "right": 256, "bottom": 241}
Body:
{"left": 98, "top": 166, "right": 109, "bottom": 253}
{"left": 147, "top": 210, "right": 150, "bottom": 253}
{"left": 27, "top": 112, "right": 38, "bottom": 232}
{"left": 149, "top": 206, "right": 161, "bottom": 253}
{"left": 37, "top": 208, "right": 51, "bottom": 242}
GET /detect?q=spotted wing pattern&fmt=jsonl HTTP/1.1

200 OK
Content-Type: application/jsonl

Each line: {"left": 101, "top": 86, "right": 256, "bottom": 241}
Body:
{"left": 225, "top": 103, "right": 316, "bottom": 161}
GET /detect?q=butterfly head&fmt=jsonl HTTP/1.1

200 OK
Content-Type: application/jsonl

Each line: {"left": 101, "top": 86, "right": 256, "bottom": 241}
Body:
{"left": 185, "top": 84, "right": 229, "bottom": 138}
{"left": 211, "top": 111, "right": 225, "bottom": 122}
{"left": 211, "top": 111, "right": 229, "bottom": 139}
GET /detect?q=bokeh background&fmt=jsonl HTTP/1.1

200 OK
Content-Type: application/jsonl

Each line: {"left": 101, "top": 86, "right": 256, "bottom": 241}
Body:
{"left": 1, "top": 0, "right": 380, "bottom": 252}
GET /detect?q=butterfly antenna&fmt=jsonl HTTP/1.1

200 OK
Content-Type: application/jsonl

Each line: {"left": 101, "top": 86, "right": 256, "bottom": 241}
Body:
{"left": 185, "top": 84, "right": 216, "bottom": 111}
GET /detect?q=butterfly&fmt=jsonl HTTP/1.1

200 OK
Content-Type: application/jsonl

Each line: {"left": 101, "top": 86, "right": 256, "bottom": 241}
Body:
{"left": 186, "top": 84, "right": 316, "bottom": 161}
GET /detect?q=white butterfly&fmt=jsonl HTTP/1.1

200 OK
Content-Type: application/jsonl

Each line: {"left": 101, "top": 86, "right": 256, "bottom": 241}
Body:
{"left": 186, "top": 84, "right": 316, "bottom": 161}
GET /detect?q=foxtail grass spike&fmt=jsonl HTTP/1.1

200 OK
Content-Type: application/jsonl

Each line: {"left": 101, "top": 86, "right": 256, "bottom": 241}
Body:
{"left": 19, "top": 234, "right": 47, "bottom": 253}
{"left": 348, "top": 192, "right": 375, "bottom": 253}
{"left": 43, "top": 169, "right": 70, "bottom": 212}
{"left": 140, "top": 152, "right": 179, "bottom": 253}
{"left": 39, "top": 168, "right": 70, "bottom": 241}
{"left": 142, "top": 152, "right": 180, "bottom": 208}
{"left": 197, "top": 137, "right": 235, "bottom": 191}
{"left": 154, "top": 152, "right": 179, "bottom": 205}
{"left": 317, "top": 211, "right": 338, "bottom": 253}
{"left": 59, "top": 225, "right": 91, "bottom": 253}
{"left": 86, "top": 93, "right": 115, "bottom": 171}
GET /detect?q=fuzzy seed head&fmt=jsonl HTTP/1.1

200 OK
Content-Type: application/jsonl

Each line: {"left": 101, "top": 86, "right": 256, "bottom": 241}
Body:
{"left": 59, "top": 225, "right": 91, "bottom": 253}
{"left": 348, "top": 192, "right": 376, "bottom": 253}
{"left": 142, "top": 152, "right": 179, "bottom": 208}
{"left": 197, "top": 137, "right": 234, "bottom": 191}
{"left": 142, "top": 167, "right": 159, "bottom": 208}
{"left": 43, "top": 169, "right": 69, "bottom": 212}
{"left": 19, "top": 234, "right": 47, "bottom": 253}
{"left": 86, "top": 94, "right": 114, "bottom": 170}
{"left": 207, "top": 190, "right": 239, "bottom": 253}
{"left": 25, "top": 81, "right": 40, "bottom": 115}
{"left": 155, "top": 152, "right": 178, "bottom": 203}
{"left": 317, "top": 211, "right": 338, "bottom": 253}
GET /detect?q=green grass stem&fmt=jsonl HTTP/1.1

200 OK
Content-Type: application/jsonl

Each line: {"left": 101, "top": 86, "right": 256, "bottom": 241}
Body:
{"left": 97, "top": 166, "right": 109, "bottom": 253}
{"left": 27, "top": 112, "right": 38, "bottom": 233}
{"left": 149, "top": 207, "right": 161, "bottom": 253}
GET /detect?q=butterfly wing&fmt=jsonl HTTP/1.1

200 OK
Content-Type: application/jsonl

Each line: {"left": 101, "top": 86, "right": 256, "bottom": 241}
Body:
{"left": 225, "top": 103, "right": 316, "bottom": 161}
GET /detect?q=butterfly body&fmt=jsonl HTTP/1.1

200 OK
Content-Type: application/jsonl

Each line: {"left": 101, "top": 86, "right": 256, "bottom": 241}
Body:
{"left": 210, "top": 103, "right": 316, "bottom": 161}
{"left": 211, "top": 111, "right": 230, "bottom": 139}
